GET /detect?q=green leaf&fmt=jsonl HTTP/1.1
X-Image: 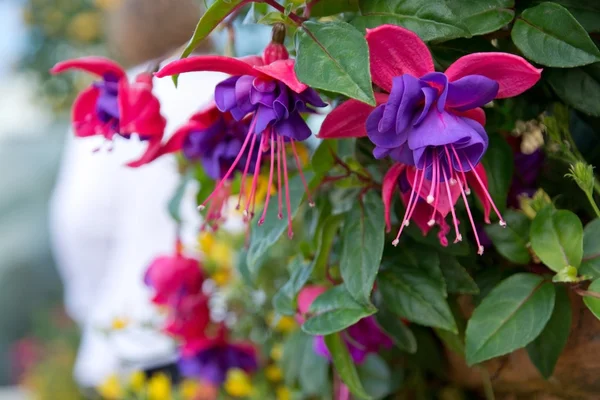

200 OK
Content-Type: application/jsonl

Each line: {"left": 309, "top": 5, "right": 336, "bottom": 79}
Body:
{"left": 312, "top": 140, "right": 337, "bottom": 177}
{"left": 465, "top": 273, "right": 555, "bottom": 365}
{"left": 378, "top": 262, "right": 457, "bottom": 332}
{"left": 482, "top": 133, "right": 513, "bottom": 214}
{"left": 175, "top": 0, "right": 246, "bottom": 84}
{"left": 356, "top": 355, "right": 393, "bottom": 399}
{"left": 430, "top": 37, "right": 497, "bottom": 69}
{"left": 312, "top": 214, "right": 344, "bottom": 279}
{"left": 445, "top": 0, "right": 514, "bottom": 36}
{"left": 485, "top": 210, "right": 531, "bottom": 265}
{"left": 547, "top": 63, "right": 600, "bottom": 117}
{"left": 528, "top": 0, "right": 600, "bottom": 32}
{"left": 583, "top": 278, "right": 600, "bottom": 320}
{"left": 352, "top": 0, "right": 470, "bottom": 42}
{"left": 325, "top": 333, "right": 372, "bottom": 400}
{"left": 526, "top": 285, "right": 571, "bottom": 379}
{"left": 341, "top": 191, "right": 385, "bottom": 304}
{"left": 310, "top": 0, "right": 360, "bottom": 16}
{"left": 530, "top": 206, "right": 584, "bottom": 272}
{"left": 439, "top": 257, "right": 479, "bottom": 294}
{"left": 302, "top": 285, "right": 376, "bottom": 335}
{"left": 273, "top": 257, "right": 313, "bottom": 316}
{"left": 511, "top": 2, "right": 600, "bottom": 67}
{"left": 168, "top": 172, "right": 192, "bottom": 223}
{"left": 295, "top": 21, "right": 375, "bottom": 105}
{"left": 580, "top": 219, "right": 600, "bottom": 278}
{"left": 435, "top": 328, "right": 465, "bottom": 356}
{"left": 235, "top": 249, "right": 254, "bottom": 287}
{"left": 246, "top": 173, "right": 311, "bottom": 274}
{"left": 282, "top": 330, "right": 328, "bottom": 395}
{"left": 375, "top": 308, "right": 417, "bottom": 353}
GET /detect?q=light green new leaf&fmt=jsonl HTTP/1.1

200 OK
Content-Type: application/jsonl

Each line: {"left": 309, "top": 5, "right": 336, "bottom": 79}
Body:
{"left": 581, "top": 219, "right": 600, "bottom": 277}
{"left": 583, "top": 278, "right": 600, "bottom": 320}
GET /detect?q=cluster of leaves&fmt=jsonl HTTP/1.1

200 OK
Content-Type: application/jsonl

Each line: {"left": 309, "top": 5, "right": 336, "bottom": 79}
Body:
{"left": 176, "top": 0, "right": 600, "bottom": 398}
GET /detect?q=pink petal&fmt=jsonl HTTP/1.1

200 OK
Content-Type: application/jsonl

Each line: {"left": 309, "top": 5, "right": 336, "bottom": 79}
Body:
{"left": 297, "top": 285, "right": 327, "bottom": 317}
{"left": 445, "top": 53, "right": 542, "bottom": 99}
{"left": 453, "top": 107, "right": 486, "bottom": 126}
{"left": 318, "top": 93, "right": 389, "bottom": 139}
{"left": 382, "top": 163, "right": 406, "bottom": 232}
{"left": 466, "top": 163, "right": 491, "bottom": 223}
{"left": 155, "top": 55, "right": 260, "bottom": 78}
{"left": 239, "top": 55, "right": 265, "bottom": 67}
{"left": 254, "top": 59, "right": 307, "bottom": 94}
{"left": 405, "top": 168, "right": 461, "bottom": 218}
{"left": 71, "top": 86, "right": 102, "bottom": 137}
{"left": 366, "top": 25, "right": 434, "bottom": 92}
{"left": 127, "top": 137, "right": 164, "bottom": 168}
{"left": 50, "top": 56, "right": 125, "bottom": 78}
{"left": 118, "top": 79, "right": 166, "bottom": 137}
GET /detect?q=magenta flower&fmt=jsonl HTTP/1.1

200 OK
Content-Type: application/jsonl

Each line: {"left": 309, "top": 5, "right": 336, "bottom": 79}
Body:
{"left": 320, "top": 25, "right": 542, "bottom": 254}
{"left": 297, "top": 286, "right": 392, "bottom": 364}
{"left": 50, "top": 57, "right": 167, "bottom": 167}
{"left": 178, "top": 326, "right": 258, "bottom": 384}
{"left": 144, "top": 254, "right": 204, "bottom": 306}
{"left": 156, "top": 45, "right": 326, "bottom": 237}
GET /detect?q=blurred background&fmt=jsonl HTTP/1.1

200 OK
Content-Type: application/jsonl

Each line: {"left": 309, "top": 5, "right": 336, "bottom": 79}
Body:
{"left": 0, "top": 0, "right": 269, "bottom": 398}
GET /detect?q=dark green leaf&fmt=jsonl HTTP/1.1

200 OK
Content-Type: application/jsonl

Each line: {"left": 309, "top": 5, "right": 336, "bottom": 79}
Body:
{"left": 581, "top": 219, "right": 600, "bottom": 277}
{"left": 375, "top": 308, "right": 417, "bottom": 353}
{"left": 378, "top": 264, "right": 457, "bottom": 332}
{"left": 445, "top": 0, "right": 514, "bottom": 36}
{"left": 485, "top": 210, "right": 531, "bottom": 265}
{"left": 341, "top": 191, "right": 385, "bottom": 304}
{"left": 406, "top": 326, "right": 446, "bottom": 376}
{"left": 310, "top": 0, "right": 360, "bottom": 16}
{"left": 439, "top": 257, "right": 479, "bottom": 294}
{"left": 528, "top": 0, "right": 600, "bottom": 32}
{"left": 430, "top": 37, "right": 497, "bottom": 69}
{"left": 530, "top": 206, "right": 584, "bottom": 272}
{"left": 303, "top": 285, "right": 376, "bottom": 335}
{"left": 325, "top": 333, "right": 372, "bottom": 400}
{"left": 583, "top": 278, "right": 600, "bottom": 320}
{"left": 465, "top": 273, "right": 555, "bottom": 365}
{"left": 526, "top": 285, "right": 571, "bottom": 379}
{"left": 511, "top": 2, "right": 600, "bottom": 67}
{"left": 295, "top": 21, "right": 375, "bottom": 105}
{"left": 482, "top": 133, "right": 513, "bottom": 214}
{"left": 313, "top": 214, "right": 344, "bottom": 279}
{"left": 246, "top": 174, "right": 311, "bottom": 274}
{"left": 273, "top": 257, "right": 313, "bottom": 316}
{"left": 282, "top": 330, "right": 329, "bottom": 395}
{"left": 356, "top": 355, "right": 393, "bottom": 399}
{"left": 312, "top": 140, "right": 337, "bottom": 176}
{"left": 547, "top": 63, "right": 600, "bottom": 117}
{"left": 353, "top": 0, "right": 470, "bottom": 41}
{"left": 175, "top": 0, "right": 245, "bottom": 84}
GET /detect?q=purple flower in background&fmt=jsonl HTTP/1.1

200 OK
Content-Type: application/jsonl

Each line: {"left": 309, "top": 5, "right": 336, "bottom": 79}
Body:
{"left": 313, "top": 316, "right": 393, "bottom": 364}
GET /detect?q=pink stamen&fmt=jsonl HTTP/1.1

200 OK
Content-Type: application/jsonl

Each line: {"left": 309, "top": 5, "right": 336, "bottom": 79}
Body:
{"left": 276, "top": 133, "right": 283, "bottom": 219}
{"left": 259, "top": 129, "right": 276, "bottom": 226}
{"left": 449, "top": 145, "right": 470, "bottom": 195}
{"left": 427, "top": 150, "right": 437, "bottom": 204}
{"left": 454, "top": 166, "right": 484, "bottom": 255}
{"left": 279, "top": 135, "right": 294, "bottom": 238}
{"left": 237, "top": 130, "right": 258, "bottom": 210}
{"left": 245, "top": 131, "right": 267, "bottom": 218}
{"left": 466, "top": 157, "right": 506, "bottom": 226}
{"left": 290, "top": 139, "right": 315, "bottom": 207}
{"left": 441, "top": 166, "right": 462, "bottom": 243}
{"left": 198, "top": 120, "right": 256, "bottom": 211}
{"left": 405, "top": 164, "right": 426, "bottom": 223}
{"left": 392, "top": 168, "right": 421, "bottom": 246}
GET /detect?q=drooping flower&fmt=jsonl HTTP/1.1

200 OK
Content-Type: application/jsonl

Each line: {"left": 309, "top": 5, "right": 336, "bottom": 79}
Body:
{"left": 178, "top": 326, "right": 258, "bottom": 385}
{"left": 320, "top": 25, "right": 542, "bottom": 254}
{"left": 144, "top": 254, "right": 205, "bottom": 306}
{"left": 156, "top": 26, "right": 326, "bottom": 238}
{"left": 297, "top": 286, "right": 392, "bottom": 364}
{"left": 50, "top": 57, "right": 167, "bottom": 167}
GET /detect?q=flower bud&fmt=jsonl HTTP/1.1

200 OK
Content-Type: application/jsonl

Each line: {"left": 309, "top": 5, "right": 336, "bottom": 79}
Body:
{"left": 566, "top": 162, "right": 595, "bottom": 195}
{"left": 263, "top": 23, "right": 289, "bottom": 63}
{"left": 519, "top": 189, "right": 551, "bottom": 219}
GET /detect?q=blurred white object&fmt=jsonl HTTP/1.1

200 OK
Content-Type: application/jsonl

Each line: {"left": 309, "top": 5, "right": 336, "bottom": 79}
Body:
{"left": 49, "top": 65, "right": 226, "bottom": 388}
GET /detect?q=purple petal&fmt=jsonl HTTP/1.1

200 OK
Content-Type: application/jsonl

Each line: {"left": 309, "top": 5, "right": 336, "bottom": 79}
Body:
{"left": 254, "top": 105, "right": 277, "bottom": 134}
{"left": 273, "top": 82, "right": 290, "bottom": 120}
{"left": 215, "top": 76, "right": 240, "bottom": 112}
{"left": 451, "top": 117, "right": 488, "bottom": 171}
{"left": 299, "top": 87, "right": 327, "bottom": 108}
{"left": 389, "top": 144, "right": 415, "bottom": 165}
{"left": 373, "top": 146, "right": 392, "bottom": 159}
{"left": 235, "top": 75, "right": 254, "bottom": 112}
{"left": 313, "top": 336, "right": 330, "bottom": 360}
{"left": 421, "top": 72, "right": 448, "bottom": 112}
{"left": 446, "top": 75, "right": 499, "bottom": 112}
{"left": 415, "top": 87, "right": 437, "bottom": 126}
{"left": 275, "top": 111, "right": 312, "bottom": 141}
{"left": 367, "top": 105, "right": 407, "bottom": 149}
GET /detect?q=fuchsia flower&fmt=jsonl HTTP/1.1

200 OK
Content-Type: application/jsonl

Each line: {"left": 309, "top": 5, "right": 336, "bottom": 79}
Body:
{"left": 50, "top": 57, "right": 167, "bottom": 167}
{"left": 320, "top": 25, "right": 542, "bottom": 254}
{"left": 297, "top": 286, "right": 392, "bottom": 364}
{"left": 156, "top": 40, "right": 326, "bottom": 238}
{"left": 178, "top": 326, "right": 258, "bottom": 384}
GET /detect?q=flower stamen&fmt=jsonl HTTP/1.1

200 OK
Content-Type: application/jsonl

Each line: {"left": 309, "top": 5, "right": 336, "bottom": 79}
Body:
{"left": 290, "top": 139, "right": 315, "bottom": 207}
{"left": 466, "top": 156, "right": 506, "bottom": 227}
{"left": 259, "top": 129, "right": 276, "bottom": 226}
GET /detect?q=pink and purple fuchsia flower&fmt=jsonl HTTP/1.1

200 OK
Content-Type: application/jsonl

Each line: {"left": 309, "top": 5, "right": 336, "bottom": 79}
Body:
{"left": 156, "top": 39, "right": 326, "bottom": 238}
{"left": 320, "top": 25, "right": 542, "bottom": 254}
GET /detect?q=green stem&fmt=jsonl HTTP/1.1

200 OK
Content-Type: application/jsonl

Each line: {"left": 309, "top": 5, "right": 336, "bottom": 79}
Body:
{"left": 479, "top": 367, "right": 496, "bottom": 400}
{"left": 586, "top": 191, "right": 600, "bottom": 218}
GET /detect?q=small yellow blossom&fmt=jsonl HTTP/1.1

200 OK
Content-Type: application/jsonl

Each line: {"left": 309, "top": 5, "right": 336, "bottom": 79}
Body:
{"left": 270, "top": 344, "right": 283, "bottom": 362}
{"left": 97, "top": 374, "right": 123, "bottom": 400}
{"left": 265, "top": 365, "right": 283, "bottom": 382}
{"left": 224, "top": 368, "right": 253, "bottom": 398}
{"left": 129, "top": 371, "right": 146, "bottom": 393}
{"left": 211, "top": 269, "right": 231, "bottom": 287}
{"left": 67, "top": 11, "right": 101, "bottom": 43}
{"left": 147, "top": 373, "right": 172, "bottom": 400}
{"left": 179, "top": 379, "right": 199, "bottom": 400}
{"left": 276, "top": 386, "right": 291, "bottom": 400}
{"left": 268, "top": 312, "right": 297, "bottom": 334}
{"left": 111, "top": 317, "right": 129, "bottom": 331}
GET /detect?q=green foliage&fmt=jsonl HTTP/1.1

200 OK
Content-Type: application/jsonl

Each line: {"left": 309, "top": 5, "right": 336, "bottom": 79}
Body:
{"left": 325, "top": 333, "right": 372, "bottom": 399}
{"left": 486, "top": 210, "right": 532, "bottom": 265}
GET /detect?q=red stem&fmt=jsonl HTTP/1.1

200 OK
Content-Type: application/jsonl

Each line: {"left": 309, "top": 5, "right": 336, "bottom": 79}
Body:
{"left": 260, "top": 0, "right": 305, "bottom": 25}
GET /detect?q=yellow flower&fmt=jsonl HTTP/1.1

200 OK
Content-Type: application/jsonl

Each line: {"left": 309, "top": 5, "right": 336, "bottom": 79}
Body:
{"left": 147, "top": 373, "right": 172, "bottom": 400}
{"left": 211, "top": 269, "right": 231, "bottom": 287}
{"left": 270, "top": 344, "right": 283, "bottom": 362}
{"left": 67, "top": 11, "right": 101, "bottom": 43}
{"left": 129, "top": 371, "right": 146, "bottom": 393}
{"left": 276, "top": 386, "right": 291, "bottom": 400}
{"left": 268, "top": 312, "right": 297, "bottom": 334}
{"left": 97, "top": 374, "right": 123, "bottom": 400}
{"left": 224, "top": 368, "right": 253, "bottom": 398}
{"left": 111, "top": 317, "right": 129, "bottom": 331}
{"left": 95, "top": 0, "right": 122, "bottom": 9}
{"left": 199, "top": 231, "right": 216, "bottom": 252}
{"left": 265, "top": 365, "right": 283, "bottom": 382}
{"left": 179, "top": 379, "right": 199, "bottom": 400}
